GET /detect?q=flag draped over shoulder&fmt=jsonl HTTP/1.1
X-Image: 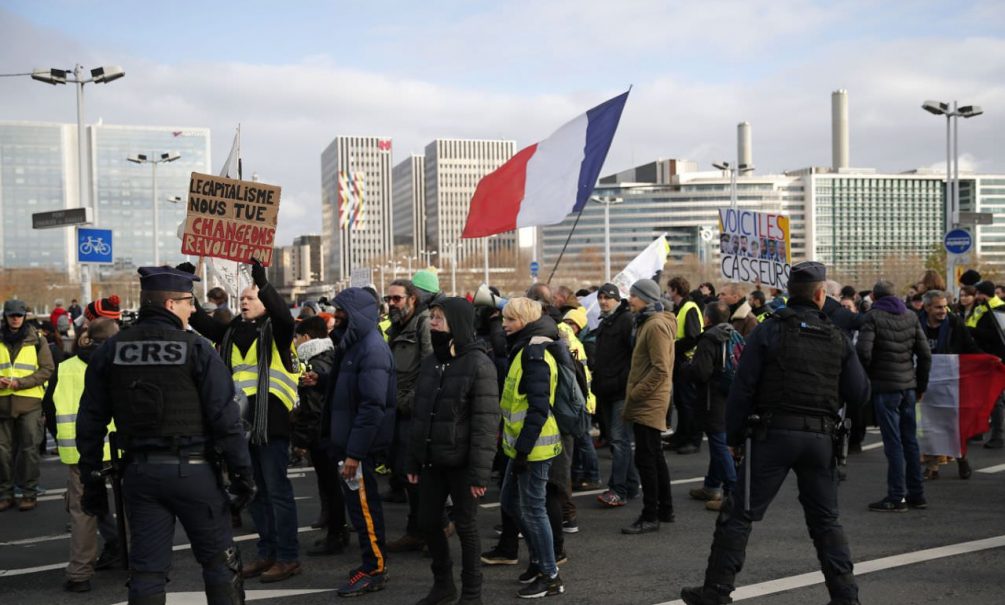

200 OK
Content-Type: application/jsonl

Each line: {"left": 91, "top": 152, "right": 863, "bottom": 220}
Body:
{"left": 461, "top": 91, "right": 629, "bottom": 239}
{"left": 919, "top": 354, "right": 1005, "bottom": 457}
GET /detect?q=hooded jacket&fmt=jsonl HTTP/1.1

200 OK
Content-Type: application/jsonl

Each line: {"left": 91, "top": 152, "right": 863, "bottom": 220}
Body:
{"left": 857, "top": 296, "right": 932, "bottom": 393}
{"left": 325, "top": 288, "right": 397, "bottom": 460}
{"left": 624, "top": 305, "right": 677, "bottom": 431}
{"left": 590, "top": 299, "right": 634, "bottom": 401}
{"left": 406, "top": 298, "right": 500, "bottom": 487}
{"left": 684, "top": 323, "right": 734, "bottom": 433}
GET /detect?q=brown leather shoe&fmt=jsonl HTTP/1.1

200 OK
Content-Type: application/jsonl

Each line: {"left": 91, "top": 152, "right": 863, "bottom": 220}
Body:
{"left": 18, "top": 497, "right": 37, "bottom": 511}
{"left": 260, "top": 560, "right": 302, "bottom": 583}
{"left": 241, "top": 558, "right": 275, "bottom": 579}
{"left": 386, "top": 533, "right": 425, "bottom": 553}
{"left": 0, "top": 498, "right": 15, "bottom": 512}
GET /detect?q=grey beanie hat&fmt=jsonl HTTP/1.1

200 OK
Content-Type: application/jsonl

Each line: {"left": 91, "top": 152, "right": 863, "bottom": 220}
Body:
{"left": 630, "top": 278, "right": 662, "bottom": 305}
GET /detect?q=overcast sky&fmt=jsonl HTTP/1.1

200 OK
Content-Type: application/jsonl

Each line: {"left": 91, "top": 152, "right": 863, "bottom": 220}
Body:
{"left": 2, "top": 0, "right": 1003, "bottom": 245}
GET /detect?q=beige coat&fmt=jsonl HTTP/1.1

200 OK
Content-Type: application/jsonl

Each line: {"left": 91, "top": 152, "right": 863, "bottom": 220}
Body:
{"left": 0, "top": 324, "right": 55, "bottom": 418}
{"left": 624, "top": 309, "right": 677, "bottom": 431}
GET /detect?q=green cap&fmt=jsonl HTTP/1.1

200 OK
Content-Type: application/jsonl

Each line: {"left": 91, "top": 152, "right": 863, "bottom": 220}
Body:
{"left": 412, "top": 269, "right": 440, "bottom": 294}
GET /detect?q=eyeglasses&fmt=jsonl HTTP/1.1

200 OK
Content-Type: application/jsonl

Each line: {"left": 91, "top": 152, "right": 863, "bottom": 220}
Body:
{"left": 383, "top": 295, "right": 405, "bottom": 303}
{"left": 170, "top": 296, "right": 195, "bottom": 304}
{"left": 5, "top": 313, "right": 24, "bottom": 318}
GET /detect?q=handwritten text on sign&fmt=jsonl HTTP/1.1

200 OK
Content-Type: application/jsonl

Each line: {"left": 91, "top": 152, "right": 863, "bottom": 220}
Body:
{"left": 181, "top": 173, "right": 281, "bottom": 266}
{"left": 717, "top": 208, "right": 791, "bottom": 289}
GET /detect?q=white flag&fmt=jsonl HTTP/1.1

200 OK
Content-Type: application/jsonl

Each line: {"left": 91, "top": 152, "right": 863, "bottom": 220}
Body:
{"left": 611, "top": 235, "right": 670, "bottom": 298}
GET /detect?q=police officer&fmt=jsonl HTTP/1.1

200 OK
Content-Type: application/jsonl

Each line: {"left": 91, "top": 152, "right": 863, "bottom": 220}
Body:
{"left": 681, "top": 262, "right": 870, "bottom": 605}
{"left": 76, "top": 266, "right": 256, "bottom": 605}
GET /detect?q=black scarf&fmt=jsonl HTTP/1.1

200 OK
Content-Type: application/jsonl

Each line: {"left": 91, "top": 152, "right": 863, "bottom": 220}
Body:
{"left": 2, "top": 323, "right": 28, "bottom": 345}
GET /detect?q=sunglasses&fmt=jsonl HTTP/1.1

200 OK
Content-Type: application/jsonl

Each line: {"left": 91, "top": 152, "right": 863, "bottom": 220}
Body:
{"left": 5, "top": 313, "right": 25, "bottom": 318}
{"left": 383, "top": 295, "right": 405, "bottom": 303}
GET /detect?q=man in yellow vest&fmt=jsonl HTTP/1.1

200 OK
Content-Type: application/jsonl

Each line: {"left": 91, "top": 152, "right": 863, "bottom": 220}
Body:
{"left": 667, "top": 277, "right": 704, "bottom": 455}
{"left": 45, "top": 318, "right": 121, "bottom": 592}
{"left": 189, "top": 259, "right": 303, "bottom": 583}
{"left": 0, "top": 299, "right": 54, "bottom": 512}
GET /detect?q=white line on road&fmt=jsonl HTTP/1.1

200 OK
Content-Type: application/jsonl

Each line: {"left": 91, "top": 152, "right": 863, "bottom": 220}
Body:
{"left": 976, "top": 463, "right": 1005, "bottom": 474}
{"left": 478, "top": 476, "right": 705, "bottom": 509}
{"left": 0, "top": 533, "right": 71, "bottom": 547}
{"left": 861, "top": 442, "right": 884, "bottom": 451}
{"left": 653, "top": 534, "right": 1005, "bottom": 605}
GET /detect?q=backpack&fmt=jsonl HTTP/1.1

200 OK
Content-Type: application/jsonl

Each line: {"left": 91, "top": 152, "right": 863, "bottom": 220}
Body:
{"left": 715, "top": 327, "right": 746, "bottom": 396}
{"left": 528, "top": 340, "right": 591, "bottom": 438}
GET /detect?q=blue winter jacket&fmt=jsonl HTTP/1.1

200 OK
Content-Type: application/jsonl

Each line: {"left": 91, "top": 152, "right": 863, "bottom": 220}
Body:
{"left": 327, "top": 288, "right": 397, "bottom": 461}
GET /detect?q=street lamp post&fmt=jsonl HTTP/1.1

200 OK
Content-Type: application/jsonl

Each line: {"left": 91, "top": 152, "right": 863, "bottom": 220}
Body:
{"left": 31, "top": 64, "right": 125, "bottom": 302}
{"left": 128, "top": 152, "right": 181, "bottom": 266}
{"left": 922, "top": 100, "right": 983, "bottom": 294}
{"left": 590, "top": 195, "right": 624, "bottom": 283}
{"left": 712, "top": 160, "right": 755, "bottom": 210}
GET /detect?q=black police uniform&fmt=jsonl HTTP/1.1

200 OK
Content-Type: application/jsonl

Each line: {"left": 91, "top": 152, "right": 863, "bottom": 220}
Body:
{"left": 76, "top": 267, "right": 254, "bottom": 605}
{"left": 682, "top": 262, "right": 871, "bottom": 605}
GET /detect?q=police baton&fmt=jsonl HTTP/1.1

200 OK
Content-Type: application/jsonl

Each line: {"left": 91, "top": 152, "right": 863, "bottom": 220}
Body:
{"left": 744, "top": 415, "right": 760, "bottom": 514}
{"left": 107, "top": 432, "right": 129, "bottom": 569}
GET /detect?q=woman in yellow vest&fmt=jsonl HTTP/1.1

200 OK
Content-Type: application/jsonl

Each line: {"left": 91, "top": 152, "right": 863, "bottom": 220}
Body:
{"left": 44, "top": 318, "right": 121, "bottom": 592}
{"left": 497, "top": 297, "right": 566, "bottom": 598}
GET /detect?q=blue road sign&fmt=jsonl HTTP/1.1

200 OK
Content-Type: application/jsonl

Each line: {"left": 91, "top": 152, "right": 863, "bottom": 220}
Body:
{"left": 944, "top": 229, "right": 972, "bottom": 255}
{"left": 530, "top": 260, "right": 540, "bottom": 276}
{"left": 78, "top": 228, "right": 113, "bottom": 264}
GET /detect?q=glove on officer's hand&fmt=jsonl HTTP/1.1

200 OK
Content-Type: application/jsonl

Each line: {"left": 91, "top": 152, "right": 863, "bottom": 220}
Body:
{"left": 228, "top": 470, "right": 257, "bottom": 511}
{"left": 175, "top": 261, "right": 197, "bottom": 275}
{"left": 249, "top": 257, "right": 267, "bottom": 288}
{"left": 512, "top": 452, "right": 529, "bottom": 475}
{"left": 81, "top": 479, "right": 109, "bottom": 518}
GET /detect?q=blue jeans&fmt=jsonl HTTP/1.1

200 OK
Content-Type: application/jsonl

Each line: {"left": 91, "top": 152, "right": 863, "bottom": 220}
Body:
{"left": 704, "top": 431, "right": 736, "bottom": 492}
{"left": 249, "top": 439, "right": 300, "bottom": 562}
{"left": 500, "top": 457, "right": 556, "bottom": 577}
{"left": 874, "top": 390, "right": 924, "bottom": 501}
{"left": 571, "top": 430, "right": 600, "bottom": 484}
{"left": 599, "top": 398, "right": 639, "bottom": 498}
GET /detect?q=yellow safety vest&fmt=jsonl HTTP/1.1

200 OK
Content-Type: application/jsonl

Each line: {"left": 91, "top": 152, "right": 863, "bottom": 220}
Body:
{"left": 379, "top": 318, "right": 392, "bottom": 342}
{"left": 966, "top": 296, "right": 1004, "bottom": 329}
{"left": 231, "top": 340, "right": 300, "bottom": 411}
{"left": 500, "top": 347, "right": 562, "bottom": 462}
{"left": 52, "top": 356, "right": 114, "bottom": 465}
{"left": 675, "top": 300, "right": 703, "bottom": 359}
{"left": 0, "top": 340, "right": 46, "bottom": 399}
{"left": 564, "top": 331, "right": 597, "bottom": 415}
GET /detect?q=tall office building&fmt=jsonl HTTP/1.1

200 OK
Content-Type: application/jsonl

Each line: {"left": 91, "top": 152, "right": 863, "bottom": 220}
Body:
{"left": 0, "top": 121, "right": 210, "bottom": 272}
{"left": 321, "top": 136, "right": 394, "bottom": 282}
{"left": 423, "top": 138, "right": 516, "bottom": 268}
{"left": 392, "top": 155, "right": 425, "bottom": 254}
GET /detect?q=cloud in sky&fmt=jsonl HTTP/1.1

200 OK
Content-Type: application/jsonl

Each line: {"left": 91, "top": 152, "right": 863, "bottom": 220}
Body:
{"left": 1, "top": 1, "right": 1003, "bottom": 245}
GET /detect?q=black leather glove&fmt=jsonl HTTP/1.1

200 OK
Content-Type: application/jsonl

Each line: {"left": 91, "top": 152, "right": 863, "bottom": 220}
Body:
{"left": 511, "top": 452, "right": 529, "bottom": 475}
{"left": 81, "top": 478, "right": 109, "bottom": 517}
{"left": 175, "top": 261, "right": 196, "bottom": 274}
{"left": 249, "top": 257, "right": 267, "bottom": 288}
{"left": 227, "top": 469, "right": 257, "bottom": 511}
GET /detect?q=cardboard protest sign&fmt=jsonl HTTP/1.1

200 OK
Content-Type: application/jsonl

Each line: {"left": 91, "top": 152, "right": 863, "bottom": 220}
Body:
{"left": 718, "top": 208, "right": 790, "bottom": 289}
{"left": 181, "top": 173, "right": 281, "bottom": 266}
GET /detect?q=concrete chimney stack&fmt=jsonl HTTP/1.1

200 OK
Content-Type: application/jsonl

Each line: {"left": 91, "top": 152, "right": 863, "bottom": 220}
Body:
{"left": 737, "top": 121, "right": 753, "bottom": 172}
{"left": 832, "top": 89, "right": 849, "bottom": 171}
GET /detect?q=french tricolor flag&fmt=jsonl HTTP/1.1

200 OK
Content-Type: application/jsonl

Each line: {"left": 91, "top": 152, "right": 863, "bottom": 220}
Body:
{"left": 919, "top": 354, "right": 1005, "bottom": 457}
{"left": 461, "top": 91, "right": 630, "bottom": 238}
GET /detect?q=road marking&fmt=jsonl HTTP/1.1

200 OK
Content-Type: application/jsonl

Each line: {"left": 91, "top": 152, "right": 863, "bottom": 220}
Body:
{"left": 478, "top": 476, "right": 704, "bottom": 509}
{"left": 110, "top": 588, "right": 333, "bottom": 604}
{"left": 862, "top": 442, "right": 884, "bottom": 451}
{"left": 976, "top": 463, "right": 1005, "bottom": 474}
{"left": 653, "top": 534, "right": 1005, "bottom": 605}
{"left": 0, "top": 533, "right": 71, "bottom": 547}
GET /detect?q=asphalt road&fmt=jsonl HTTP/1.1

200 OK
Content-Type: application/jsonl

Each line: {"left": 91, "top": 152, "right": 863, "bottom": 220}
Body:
{"left": 2, "top": 428, "right": 1005, "bottom": 604}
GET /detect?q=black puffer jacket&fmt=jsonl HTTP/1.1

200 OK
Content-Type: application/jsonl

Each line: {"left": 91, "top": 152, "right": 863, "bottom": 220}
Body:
{"left": 406, "top": 298, "right": 500, "bottom": 488}
{"left": 684, "top": 323, "right": 734, "bottom": 433}
{"left": 590, "top": 300, "right": 634, "bottom": 401}
{"left": 857, "top": 296, "right": 932, "bottom": 393}
{"left": 290, "top": 341, "right": 335, "bottom": 449}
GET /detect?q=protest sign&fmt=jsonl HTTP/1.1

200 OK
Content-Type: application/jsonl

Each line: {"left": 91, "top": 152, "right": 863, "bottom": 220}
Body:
{"left": 717, "top": 208, "right": 790, "bottom": 289}
{"left": 181, "top": 172, "right": 281, "bottom": 266}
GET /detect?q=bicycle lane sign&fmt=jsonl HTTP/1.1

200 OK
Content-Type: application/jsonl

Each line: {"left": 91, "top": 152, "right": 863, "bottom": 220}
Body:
{"left": 77, "top": 227, "right": 113, "bottom": 263}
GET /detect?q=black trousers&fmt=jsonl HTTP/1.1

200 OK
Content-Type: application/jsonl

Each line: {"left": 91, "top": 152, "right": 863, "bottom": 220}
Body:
{"left": 672, "top": 376, "right": 703, "bottom": 447}
{"left": 703, "top": 429, "right": 858, "bottom": 601}
{"left": 310, "top": 444, "right": 346, "bottom": 538}
{"left": 417, "top": 466, "right": 482, "bottom": 597}
{"left": 633, "top": 423, "right": 673, "bottom": 521}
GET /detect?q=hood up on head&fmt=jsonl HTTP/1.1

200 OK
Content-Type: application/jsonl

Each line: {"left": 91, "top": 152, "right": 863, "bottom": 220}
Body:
{"left": 334, "top": 287, "right": 379, "bottom": 348}
{"left": 430, "top": 297, "right": 476, "bottom": 349}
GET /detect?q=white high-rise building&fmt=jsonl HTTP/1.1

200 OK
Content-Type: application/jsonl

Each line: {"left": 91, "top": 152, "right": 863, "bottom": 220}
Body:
{"left": 321, "top": 136, "right": 394, "bottom": 282}
{"left": 423, "top": 138, "right": 516, "bottom": 268}
{"left": 392, "top": 155, "right": 425, "bottom": 255}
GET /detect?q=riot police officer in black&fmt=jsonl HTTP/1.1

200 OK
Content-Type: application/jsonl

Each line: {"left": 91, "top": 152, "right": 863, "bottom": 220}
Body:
{"left": 681, "top": 262, "right": 870, "bottom": 605}
{"left": 76, "top": 266, "right": 256, "bottom": 605}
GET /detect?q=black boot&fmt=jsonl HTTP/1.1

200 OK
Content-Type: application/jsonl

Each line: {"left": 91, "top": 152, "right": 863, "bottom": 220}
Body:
{"left": 415, "top": 573, "right": 457, "bottom": 605}
{"left": 680, "top": 585, "right": 732, "bottom": 604}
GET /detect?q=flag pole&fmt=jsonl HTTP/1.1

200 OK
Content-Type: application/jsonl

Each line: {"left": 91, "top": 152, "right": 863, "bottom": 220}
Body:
{"left": 545, "top": 205, "right": 587, "bottom": 285}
